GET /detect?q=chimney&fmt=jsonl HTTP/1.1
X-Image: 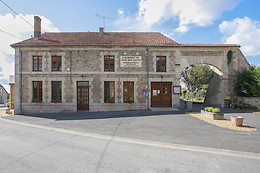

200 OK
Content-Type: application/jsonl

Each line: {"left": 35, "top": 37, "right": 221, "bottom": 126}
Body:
{"left": 34, "top": 16, "right": 41, "bottom": 38}
{"left": 99, "top": 27, "right": 104, "bottom": 36}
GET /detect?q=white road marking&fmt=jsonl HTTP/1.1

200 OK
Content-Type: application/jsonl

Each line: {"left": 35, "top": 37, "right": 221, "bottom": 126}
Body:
{"left": 1, "top": 117, "right": 260, "bottom": 160}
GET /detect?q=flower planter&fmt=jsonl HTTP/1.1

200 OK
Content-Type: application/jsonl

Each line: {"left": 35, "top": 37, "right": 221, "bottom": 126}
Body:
{"left": 231, "top": 116, "right": 243, "bottom": 127}
{"left": 201, "top": 110, "right": 224, "bottom": 120}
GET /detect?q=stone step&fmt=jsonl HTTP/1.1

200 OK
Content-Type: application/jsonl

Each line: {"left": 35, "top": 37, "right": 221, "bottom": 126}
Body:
{"left": 150, "top": 107, "right": 180, "bottom": 111}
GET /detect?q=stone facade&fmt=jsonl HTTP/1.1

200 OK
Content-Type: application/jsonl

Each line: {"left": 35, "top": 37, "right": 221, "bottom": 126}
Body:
{"left": 12, "top": 44, "right": 250, "bottom": 114}
{"left": 14, "top": 46, "right": 178, "bottom": 114}
{"left": 0, "top": 85, "right": 8, "bottom": 105}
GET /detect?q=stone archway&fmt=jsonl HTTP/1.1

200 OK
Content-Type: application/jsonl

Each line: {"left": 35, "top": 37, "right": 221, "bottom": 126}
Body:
{"left": 180, "top": 63, "right": 225, "bottom": 107}
{"left": 174, "top": 48, "right": 250, "bottom": 107}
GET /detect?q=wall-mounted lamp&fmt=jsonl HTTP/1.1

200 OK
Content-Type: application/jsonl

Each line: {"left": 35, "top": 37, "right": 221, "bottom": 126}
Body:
{"left": 124, "top": 52, "right": 127, "bottom": 55}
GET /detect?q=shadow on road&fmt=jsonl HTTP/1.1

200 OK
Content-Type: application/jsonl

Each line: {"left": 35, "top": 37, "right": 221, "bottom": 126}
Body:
{"left": 17, "top": 103, "right": 245, "bottom": 121}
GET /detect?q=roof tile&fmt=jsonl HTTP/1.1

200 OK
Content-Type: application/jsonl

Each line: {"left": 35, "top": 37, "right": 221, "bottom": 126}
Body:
{"left": 11, "top": 32, "right": 240, "bottom": 48}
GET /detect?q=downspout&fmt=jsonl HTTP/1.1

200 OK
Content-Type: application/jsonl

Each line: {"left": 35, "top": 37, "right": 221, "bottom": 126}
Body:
{"left": 70, "top": 51, "right": 72, "bottom": 83}
{"left": 146, "top": 47, "right": 150, "bottom": 110}
{"left": 19, "top": 48, "right": 22, "bottom": 113}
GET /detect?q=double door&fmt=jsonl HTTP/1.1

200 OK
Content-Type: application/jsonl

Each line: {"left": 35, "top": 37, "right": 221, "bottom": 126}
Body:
{"left": 151, "top": 82, "right": 172, "bottom": 107}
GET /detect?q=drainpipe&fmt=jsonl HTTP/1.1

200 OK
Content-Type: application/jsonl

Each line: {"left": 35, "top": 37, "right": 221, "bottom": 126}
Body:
{"left": 19, "top": 48, "right": 22, "bottom": 113}
{"left": 69, "top": 51, "right": 72, "bottom": 83}
{"left": 146, "top": 47, "right": 149, "bottom": 110}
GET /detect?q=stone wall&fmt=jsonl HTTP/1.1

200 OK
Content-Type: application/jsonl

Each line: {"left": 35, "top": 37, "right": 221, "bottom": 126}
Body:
{"left": 204, "top": 71, "right": 224, "bottom": 107}
{"left": 14, "top": 46, "right": 179, "bottom": 114}
{"left": 9, "top": 84, "right": 15, "bottom": 109}
{"left": 236, "top": 97, "right": 260, "bottom": 109}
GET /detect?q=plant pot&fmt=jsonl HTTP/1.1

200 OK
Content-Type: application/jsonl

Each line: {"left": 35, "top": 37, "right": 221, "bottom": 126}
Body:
{"left": 200, "top": 110, "right": 224, "bottom": 120}
{"left": 231, "top": 116, "right": 243, "bottom": 127}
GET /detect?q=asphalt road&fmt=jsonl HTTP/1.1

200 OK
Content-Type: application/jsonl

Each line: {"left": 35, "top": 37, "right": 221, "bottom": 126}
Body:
{"left": 1, "top": 110, "right": 260, "bottom": 172}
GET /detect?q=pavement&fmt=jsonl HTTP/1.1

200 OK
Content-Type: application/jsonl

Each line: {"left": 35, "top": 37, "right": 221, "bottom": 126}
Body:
{"left": 0, "top": 104, "right": 260, "bottom": 172}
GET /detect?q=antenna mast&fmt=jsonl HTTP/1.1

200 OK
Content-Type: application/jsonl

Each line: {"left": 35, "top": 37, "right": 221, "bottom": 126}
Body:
{"left": 96, "top": 14, "right": 113, "bottom": 29}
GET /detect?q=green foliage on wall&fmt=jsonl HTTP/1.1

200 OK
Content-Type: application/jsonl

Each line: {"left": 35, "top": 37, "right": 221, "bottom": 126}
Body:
{"left": 227, "top": 50, "right": 233, "bottom": 65}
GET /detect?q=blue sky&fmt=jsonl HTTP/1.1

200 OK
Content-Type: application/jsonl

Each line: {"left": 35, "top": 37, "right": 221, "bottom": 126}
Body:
{"left": 0, "top": 0, "right": 260, "bottom": 91}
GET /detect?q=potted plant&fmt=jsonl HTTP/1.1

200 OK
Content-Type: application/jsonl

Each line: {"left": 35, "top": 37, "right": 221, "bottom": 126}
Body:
{"left": 125, "top": 99, "right": 133, "bottom": 104}
{"left": 201, "top": 107, "right": 224, "bottom": 120}
{"left": 33, "top": 99, "right": 40, "bottom": 103}
{"left": 52, "top": 99, "right": 61, "bottom": 103}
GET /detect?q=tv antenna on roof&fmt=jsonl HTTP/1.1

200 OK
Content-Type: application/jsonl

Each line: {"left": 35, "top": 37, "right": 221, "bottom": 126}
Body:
{"left": 96, "top": 14, "right": 113, "bottom": 29}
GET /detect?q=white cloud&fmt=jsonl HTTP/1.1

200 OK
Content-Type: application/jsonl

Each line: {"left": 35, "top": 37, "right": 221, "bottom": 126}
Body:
{"left": 0, "top": 13, "right": 59, "bottom": 92}
{"left": 219, "top": 17, "right": 260, "bottom": 57}
{"left": 118, "top": 8, "right": 124, "bottom": 16}
{"left": 174, "top": 25, "right": 189, "bottom": 33}
{"left": 115, "top": 0, "right": 241, "bottom": 33}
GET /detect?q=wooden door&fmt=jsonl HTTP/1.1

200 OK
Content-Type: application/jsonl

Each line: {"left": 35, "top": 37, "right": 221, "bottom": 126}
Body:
{"left": 77, "top": 82, "right": 89, "bottom": 110}
{"left": 151, "top": 82, "right": 172, "bottom": 107}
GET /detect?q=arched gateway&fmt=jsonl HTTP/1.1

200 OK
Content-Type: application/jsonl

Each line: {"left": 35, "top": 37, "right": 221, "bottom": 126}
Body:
{"left": 175, "top": 45, "right": 250, "bottom": 107}
{"left": 11, "top": 16, "right": 250, "bottom": 114}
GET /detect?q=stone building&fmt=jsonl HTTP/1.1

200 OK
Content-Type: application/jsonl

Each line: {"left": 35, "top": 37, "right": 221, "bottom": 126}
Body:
{"left": 0, "top": 84, "right": 8, "bottom": 105}
{"left": 9, "top": 75, "right": 15, "bottom": 109}
{"left": 11, "top": 16, "right": 249, "bottom": 114}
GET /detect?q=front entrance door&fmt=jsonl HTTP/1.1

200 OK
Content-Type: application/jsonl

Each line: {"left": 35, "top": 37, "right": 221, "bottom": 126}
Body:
{"left": 151, "top": 82, "right": 172, "bottom": 107}
{"left": 77, "top": 82, "right": 89, "bottom": 110}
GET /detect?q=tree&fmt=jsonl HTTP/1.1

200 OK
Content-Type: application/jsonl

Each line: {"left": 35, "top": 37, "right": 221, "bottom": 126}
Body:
{"left": 181, "top": 64, "right": 213, "bottom": 92}
{"left": 235, "top": 66, "right": 260, "bottom": 97}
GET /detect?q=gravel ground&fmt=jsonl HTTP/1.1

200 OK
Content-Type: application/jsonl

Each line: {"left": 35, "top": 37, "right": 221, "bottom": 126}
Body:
{"left": 188, "top": 113, "right": 257, "bottom": 132}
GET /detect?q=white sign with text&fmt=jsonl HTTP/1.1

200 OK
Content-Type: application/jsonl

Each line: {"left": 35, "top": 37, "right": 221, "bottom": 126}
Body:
{"left": 120, "top": 56, "right": 142, "bottom": 67}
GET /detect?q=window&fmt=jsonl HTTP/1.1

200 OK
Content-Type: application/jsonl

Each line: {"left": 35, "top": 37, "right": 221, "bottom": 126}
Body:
{"left": 32, "top": 81, "right": 42, "bottom": 103}
{"left": 33, "top": 56, "right": 42, "bottom": 71}
{"left": 52, "top": 56, "right": 62, "bottom": 71}
{"left": 104, "top": 55, "right": 114, "bottom": 71}
{"left": 123, "top": 82, "right": 134, "bottom": 103}
{"left": 52, "top": 81, "right": 62, "bottom": 103}
{"left": 156, "top": 56, "right": 166, "bottom": 72}
{"left": 104, "top": 81, "right": 115, "bottom": 103}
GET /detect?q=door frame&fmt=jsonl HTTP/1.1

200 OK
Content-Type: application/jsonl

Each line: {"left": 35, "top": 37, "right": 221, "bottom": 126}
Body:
{"left": 151, "top": 82, "right": 172, "bottom": 107}
{"left": 77, "top": 81, "right": 89, "bottom": 110}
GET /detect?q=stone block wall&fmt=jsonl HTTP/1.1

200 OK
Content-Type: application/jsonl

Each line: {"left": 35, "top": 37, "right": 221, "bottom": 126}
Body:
{"left": 15, "top": 46, "right": 180, "bottom": 114}
{"left": 236, "top": 97, "right": 260, "bottom": 109}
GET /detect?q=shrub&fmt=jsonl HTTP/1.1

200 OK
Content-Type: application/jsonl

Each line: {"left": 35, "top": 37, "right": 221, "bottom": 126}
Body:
{"left": 205, "top": 107, "right": 209, "bottom": 111}
{"left": 6, "top": 101, "right": 9, "bottom": 108}
{"left": 235, "top": 67, "right": 260, "bottom": 97}
{"left": 212, "top": 108, "right": 221, "bottom": 113}
{"left": 208, "top": 107, "right": 214, "bottom": 112}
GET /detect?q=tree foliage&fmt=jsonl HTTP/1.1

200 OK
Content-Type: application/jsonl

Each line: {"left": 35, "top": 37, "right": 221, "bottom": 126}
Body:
{"left": 235, "top": 66, "right": 260, "bottom": 97}
{"left": 181, "top": 64, "right": 213, "bottom": 92}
